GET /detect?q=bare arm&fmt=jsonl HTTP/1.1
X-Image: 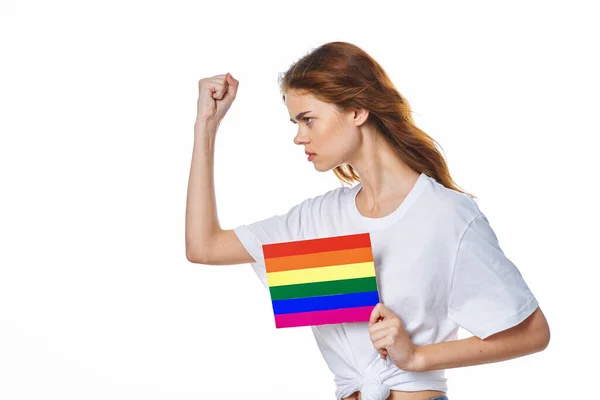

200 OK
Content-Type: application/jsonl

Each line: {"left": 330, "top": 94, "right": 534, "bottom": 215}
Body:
{"left": 185, "top": 73, "right": 254, "bottom": 265}
{"left": 185, "top": 120, "right": 255, "bottom": 265}
{"left": 185, "top": 120, "right": 221, "bottom": 263}
{"left": 411, "top": 306, "right": 550, "bottom": 372}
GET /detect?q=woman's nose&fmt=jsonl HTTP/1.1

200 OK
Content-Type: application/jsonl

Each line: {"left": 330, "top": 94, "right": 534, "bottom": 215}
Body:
{"left": 293, "top": 131, "right": 309, "bottom": 145}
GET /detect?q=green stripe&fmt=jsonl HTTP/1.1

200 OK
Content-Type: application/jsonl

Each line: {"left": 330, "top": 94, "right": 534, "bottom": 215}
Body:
{"left": 269, "top": 276, "right": 378, "bottom": 301}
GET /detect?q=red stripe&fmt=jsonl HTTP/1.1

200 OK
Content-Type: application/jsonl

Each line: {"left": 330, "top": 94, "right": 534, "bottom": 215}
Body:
{"left": 274, "top": 305, "right": 374, "bottom": 328}
{"left": 263, "top": 233, "right": 371, "bottom": 259}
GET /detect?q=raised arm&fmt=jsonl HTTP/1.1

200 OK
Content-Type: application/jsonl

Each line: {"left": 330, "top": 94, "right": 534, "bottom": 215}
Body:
{"left": 185, "top": 73, "right": 254, "bottom": 265}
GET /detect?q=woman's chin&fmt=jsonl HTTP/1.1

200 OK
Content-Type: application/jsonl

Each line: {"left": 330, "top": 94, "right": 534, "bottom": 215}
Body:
{"left": 310, "top": 158, "right": 323, "bottom": 170}
{"left": 313, "top": 162, "right": 332, "bottom": 172}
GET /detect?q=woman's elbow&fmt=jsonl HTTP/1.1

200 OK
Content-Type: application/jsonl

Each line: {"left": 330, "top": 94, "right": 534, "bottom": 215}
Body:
{"left": 531, "top": 307, "right": 551, "bottom": 352}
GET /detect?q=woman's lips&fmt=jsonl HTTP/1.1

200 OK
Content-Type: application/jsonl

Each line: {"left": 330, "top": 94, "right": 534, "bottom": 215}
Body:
{"left": 307, "top": 154, "right": 316, "bottom": 162}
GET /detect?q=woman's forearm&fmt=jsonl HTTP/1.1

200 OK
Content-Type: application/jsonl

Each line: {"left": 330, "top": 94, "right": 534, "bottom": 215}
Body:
{"left": 185, "top": 120, "right": 221, "bottom": 262}
{"left": 411, "top": 308, "right": 549, "bottom": 372}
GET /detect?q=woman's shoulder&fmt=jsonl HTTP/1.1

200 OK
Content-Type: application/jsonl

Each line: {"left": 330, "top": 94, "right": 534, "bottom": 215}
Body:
{"left": 424, "top": 175, "right": 483, "bottom": 222}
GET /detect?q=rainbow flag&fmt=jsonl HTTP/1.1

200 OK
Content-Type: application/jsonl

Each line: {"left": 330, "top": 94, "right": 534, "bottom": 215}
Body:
{"left": 262, "top": 233, "right": 380, "bottom": 328}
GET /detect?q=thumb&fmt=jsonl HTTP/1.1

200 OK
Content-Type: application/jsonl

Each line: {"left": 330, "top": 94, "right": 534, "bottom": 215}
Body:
{"left": 377, "top": 303, "right": 395, "bottom": 319}
{"left": 225, "top": 73, "right": 239, "bottom": 98}
{"left": 369, "top": 303, "right": 384, "bottom": 325}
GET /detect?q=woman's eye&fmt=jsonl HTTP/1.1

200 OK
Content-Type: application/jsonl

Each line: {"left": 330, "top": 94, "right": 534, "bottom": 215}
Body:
{"left": 291, "top": 117, "right": 313, "bottom": 125}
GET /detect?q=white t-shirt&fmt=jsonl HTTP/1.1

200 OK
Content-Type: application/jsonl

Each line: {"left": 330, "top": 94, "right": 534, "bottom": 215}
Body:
{"left": 233, "top": 172, "right": 539, "bottom": 400}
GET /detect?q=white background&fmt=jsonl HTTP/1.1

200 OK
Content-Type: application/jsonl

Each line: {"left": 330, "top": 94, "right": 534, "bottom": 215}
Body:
{"left": 1, "top": 0, "right": 599, "bottom": 399}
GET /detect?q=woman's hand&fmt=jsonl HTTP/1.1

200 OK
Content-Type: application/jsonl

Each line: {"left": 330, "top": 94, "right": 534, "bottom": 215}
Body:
{"left": 368, "top": 303, "right": 421, "bottom": 371}
{"left": 196, "top": 73, "right": 239, "bottom": 126}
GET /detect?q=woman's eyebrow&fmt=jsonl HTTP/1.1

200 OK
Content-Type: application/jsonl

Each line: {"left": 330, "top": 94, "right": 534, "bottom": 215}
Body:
{"left": 290, "top": 110, "right": 312, "bottom": 123}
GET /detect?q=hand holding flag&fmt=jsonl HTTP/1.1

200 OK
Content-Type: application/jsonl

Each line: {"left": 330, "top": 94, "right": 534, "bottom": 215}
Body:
{"left": 368, "top": 303, "right": 421, "bottom": 371}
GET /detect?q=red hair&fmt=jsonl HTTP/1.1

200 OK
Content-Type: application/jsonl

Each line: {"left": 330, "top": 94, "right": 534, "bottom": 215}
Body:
{"left": 279, "top": 41, "right": 476, "bottom": 200}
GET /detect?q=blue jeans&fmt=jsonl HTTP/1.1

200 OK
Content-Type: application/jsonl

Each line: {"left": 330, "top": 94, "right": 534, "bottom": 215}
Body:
{"left": 429, "top": 396, "right": 448, "bottom": 400}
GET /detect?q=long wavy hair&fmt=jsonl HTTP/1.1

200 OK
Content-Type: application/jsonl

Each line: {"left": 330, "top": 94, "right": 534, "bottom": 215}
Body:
{"left": 278, "top": 41, "right": 476, "bottom": 200}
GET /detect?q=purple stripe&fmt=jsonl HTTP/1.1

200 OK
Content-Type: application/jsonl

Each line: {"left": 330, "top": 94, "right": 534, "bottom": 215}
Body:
{"left": 274, "top": 305, "right": 374, "bottom": 328}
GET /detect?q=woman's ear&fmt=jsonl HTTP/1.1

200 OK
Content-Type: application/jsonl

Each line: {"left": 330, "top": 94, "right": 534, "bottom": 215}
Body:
{"left": 353, "top": 107, "right": 370, "bottom": 127}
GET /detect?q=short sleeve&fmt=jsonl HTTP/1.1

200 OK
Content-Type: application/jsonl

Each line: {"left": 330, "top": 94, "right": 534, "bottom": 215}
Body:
{"left": 447, "top": 213, "right": 539, "bottom": 339}
{"left": 232, "top": 198, "right": 310, "bottom": 289}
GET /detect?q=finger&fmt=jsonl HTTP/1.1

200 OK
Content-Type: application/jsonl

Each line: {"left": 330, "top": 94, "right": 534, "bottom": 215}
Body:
{"left": 369, "top": 303, "right": 382, "bottom": 325}
{"left": 199, "top": 75, "right": 226, "bottom": 89}
{"left": 372, "top": 337, "right": 386, "bottom": 352}
{"left": 370, "top": 328, "right": 389, "bottom": 342}
{"left": 207, "top": 74, "right": 228, "bottom": 82}
{"left": 374, "top": 337, "right": 391, "bottom": 353}
{"left": 368, "top": 317, "right": 396, "bottom": 336}
{"left": 378, "top": 348, "right": 388, "bottom": 360}
{"left": 213, "top": 78, "right": 229, "bottom": 99}
{"left": 205, "top": 81, "right": 223, "bottom": 97}
{"left": 374, "top": 318, "right": 396, "bottom": 329}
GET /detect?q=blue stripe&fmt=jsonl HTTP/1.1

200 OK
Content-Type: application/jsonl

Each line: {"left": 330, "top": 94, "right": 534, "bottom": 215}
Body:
{"left": 272, "top": 290, "right": 380, "bottom": 315}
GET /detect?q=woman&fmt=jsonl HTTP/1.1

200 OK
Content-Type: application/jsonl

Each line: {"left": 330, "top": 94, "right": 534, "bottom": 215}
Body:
{"left": 185, "top": 42, "right": 550, "bottom": 400}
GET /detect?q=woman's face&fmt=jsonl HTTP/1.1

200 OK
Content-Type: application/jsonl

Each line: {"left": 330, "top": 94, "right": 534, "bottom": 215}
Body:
{"left": 285, "top": 89, "right": 366, "bottom": 172}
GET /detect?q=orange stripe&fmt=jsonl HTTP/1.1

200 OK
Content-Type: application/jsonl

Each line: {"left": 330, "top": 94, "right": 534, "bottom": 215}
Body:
{"left": 263, "top": 233, "right": 371, "bottom": 259}
{"left": 265, "top": 247, "right": 374, "bottom": 273}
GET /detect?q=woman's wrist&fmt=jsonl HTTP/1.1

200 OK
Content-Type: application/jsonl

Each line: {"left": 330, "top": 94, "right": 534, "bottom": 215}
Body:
{"left": 195, "top": 118, "right": 218, "bottom": 130}
{"left": 405, "top": 345, "right": 428, "bottom": 372}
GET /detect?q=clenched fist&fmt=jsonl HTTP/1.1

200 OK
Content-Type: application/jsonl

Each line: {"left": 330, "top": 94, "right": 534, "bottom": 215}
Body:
{"left": 196, "top": 73, "right": 239, "bottom": 125}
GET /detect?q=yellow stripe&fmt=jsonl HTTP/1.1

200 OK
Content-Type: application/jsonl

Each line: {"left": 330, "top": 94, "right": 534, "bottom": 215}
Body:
{"left": 266, "top": 262, "right": 376, "bottom": 287}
